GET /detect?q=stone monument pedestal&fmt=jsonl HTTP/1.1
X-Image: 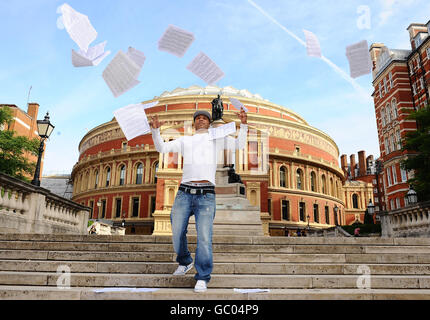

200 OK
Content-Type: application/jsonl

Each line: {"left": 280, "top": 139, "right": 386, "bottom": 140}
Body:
{"left": 189, "top": 167, "right": 264, "bottom": 236}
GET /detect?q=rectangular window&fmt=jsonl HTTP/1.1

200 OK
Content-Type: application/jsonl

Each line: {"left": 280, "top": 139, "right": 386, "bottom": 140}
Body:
{"left": 396, "top": 198, "right": 400, "bottom": 209}
{"left": 313, "top": 204, "right": 319, "bottom": 223}
{"left": 392, "top": 165, "right": 397, "bottom": 184}
{"left": 383, "top": 78, "right": 388, "bottom": 93}
{"left": 325, "top": 206, "right": 330, "bottom": 224}
{"left": 385, "top": 137, "right": 390, "bottom": 155}
{"left": 390, "top": 199, "right": 395, "bottom": 210}
{"left": 101, "top": 199, "right": 106, "bottom": 219}
{"left": 281, "top": 200, "right": 290, "bottom": 220}
{"left": 390, "top": 135, "right": 396, "bottom": 153}
{"left": 268, "top": 199, "right": 272, "bottom": 216}
{"left": 420, "top": 77, "right": 425, "bottom": 90}
{"left": 115, "top": 198, "right": 122, "bottom": 218}
{"left": 387, "top": 168, "right": 392, "bottom": 186}
{"left": 409, "top": 61, "right": 414, "bottom": 75}
{"left": 412, "top": 83, "right": 417, "bottom": 95}
{"left": 389, "top": 72, "right": 393, "bottom": 88}
{"left": 401, "top": 168, "right": 408, "bottom": 182}
{"left": 89, "top": 200, "right": 94, "bottom": 219}
{"left": 132, "top": 197, "right": 139, "bottom": 217}
{"left": 379, "top": 84, "right": 383, "bottom": 98}
{"left": 299, "top": 202, "right": 305, "bottom": 222}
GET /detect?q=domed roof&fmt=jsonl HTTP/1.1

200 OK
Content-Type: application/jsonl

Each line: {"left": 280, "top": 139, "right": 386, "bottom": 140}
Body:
{"left": 154, "top": 85, "right": 268, "bottom": 101}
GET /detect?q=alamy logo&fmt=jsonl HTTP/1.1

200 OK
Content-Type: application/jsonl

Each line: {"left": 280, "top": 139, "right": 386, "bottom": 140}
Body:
{"left": 56, "top": 265, "right": 71, "bottom": 290}
{"left": 356, "top": 265, "right": 371, "bottom": 289}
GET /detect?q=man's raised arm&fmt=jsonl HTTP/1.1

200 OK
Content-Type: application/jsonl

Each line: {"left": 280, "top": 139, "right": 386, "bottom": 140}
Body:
{"left": 149, "top": 114, "right": 182, "bottom": 154}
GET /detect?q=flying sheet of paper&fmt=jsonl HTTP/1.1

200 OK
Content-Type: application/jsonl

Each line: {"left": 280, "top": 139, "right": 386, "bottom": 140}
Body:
{"left": 346, "top": 40, "right": 372, "bottom": 78}
{"left": 113, "top": 102, "right": 157, "bottom": 141}
{"left": 187, "top": 52, "right": 225, "bottom": 85}
{"left": 158, "top": 25, "right": 195, "bottom": 58}
{"left": 72, "top": 41, "right": 111, "bottom": 67}
{"left": 127, "top": 47, "right": 146, "bottom": 68}
{"left": 303, "top": 29, "right": 322, "bottom": 58}
{"left": 233, "top": 288, "right": 270, "bottom": 293}
{"left": 103, "top": 50, "right": 141, "bottom": 98}
{"left": 94, "top": 287, "right": 159, "bottom": 293}
{"left": 208, "top": 121, "right": 236, "bottom": 140}
{"left": 57, "top": 3, "right": 98, "bottom": 52}
{"left": 229, "top": 97, "right": 249, "bottom": 113}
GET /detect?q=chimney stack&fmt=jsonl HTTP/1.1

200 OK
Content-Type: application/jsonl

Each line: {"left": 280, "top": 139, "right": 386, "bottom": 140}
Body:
{"left": 350, "top": 154, "right": 356, "bottom": 179}
{"left": 358, "top": 150, "right": 366, "bottom": 177}
{"left": 340, "top": 155, "right": 348, "bottom": 178}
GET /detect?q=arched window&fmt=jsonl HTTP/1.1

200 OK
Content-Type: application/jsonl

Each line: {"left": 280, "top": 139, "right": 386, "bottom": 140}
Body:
{"left": 386, "top": 103, "right": 391, "bottom": 123}
{"left": 296, "top": 169, "right": 303, "bottom": 190}
{"left": 310, "top": 171, "right": 316, "bottom": 192}
{"left": 321, "top": 175, "right": 327, "bottom": 194}
{"left": 105, "top": 167, "right": 111, "bottom": 187}
{"left": 352, "top": 194, "right": 359, "bottom": 209}
{"left": 136, "top": 163, "right": 143, "bottom": 184}
{"left": 280, "top": 166, "right": 287, "bottom": 188}
{"left": 94, "top": 170, "right": 99, "bottom": 189}
{"left": 330, "top": 178, "right": 334, "bottom": 196}
{"left": 119, "top": 165, "right": 126, "bottom": 186}
{"left": 391, "top": 99, "right": 398, "bottom": 119}
{"left": 381, "top": 108, "right": 386, "bottom": 127}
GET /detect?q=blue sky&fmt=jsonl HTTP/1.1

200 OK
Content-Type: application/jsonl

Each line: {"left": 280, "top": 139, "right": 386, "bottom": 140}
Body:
{"left": 1, "top": 0, "right": 429, "bottom": 175}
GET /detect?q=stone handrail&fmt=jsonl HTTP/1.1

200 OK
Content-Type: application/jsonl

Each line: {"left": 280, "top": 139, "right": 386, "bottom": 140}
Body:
{"left": 0, "top": 173, "right": 90, "bottom": 234}
{"left": 379, "top": 200, "right": 430, "bottom": 237}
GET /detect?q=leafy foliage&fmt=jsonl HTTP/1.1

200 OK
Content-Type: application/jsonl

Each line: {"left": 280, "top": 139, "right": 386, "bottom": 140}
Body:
{"left": 0, "top": 106, "right": 40, "bottom": 182}
{"left": 401, "top": 104, "right": 430, "bottom": 201}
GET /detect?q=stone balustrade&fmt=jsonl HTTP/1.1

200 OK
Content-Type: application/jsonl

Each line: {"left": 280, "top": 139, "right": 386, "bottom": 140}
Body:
{"left": 379, "top": 200, "right": 430, "bottom": 237}
{"left": 0, "top": 173, "right": 90, "bottom": 234}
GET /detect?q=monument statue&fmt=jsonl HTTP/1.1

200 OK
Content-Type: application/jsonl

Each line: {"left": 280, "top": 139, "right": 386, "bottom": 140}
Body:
{"left": 211, "top": 94, "right": 224, "bottom": 121}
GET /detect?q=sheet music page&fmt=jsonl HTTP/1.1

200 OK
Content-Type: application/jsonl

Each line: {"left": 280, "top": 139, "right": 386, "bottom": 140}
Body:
{"left": 102, "top": 50, "right": 141, "bottom": 97}
{"left": 158, "top": 25, "right": 195, "bottom": 58}
{"left": 113, "top": 103, "right": 151, "bottom": 141}
{"left": 346, "top": 40, "right": 372, "bottom": 78}
{"left": 303, "top": 29, "right": 322, "bottom": 58}
{"left": 71, "top": 41, "right": 110, "bottom": 67}
{"left": 229, "top": 97, "right": 249, "bottom": 112}
{"left": 126, "top": 47, "right": 146, "bottom": 68}
{"left": 208, "top": 121, "right": 236, "bottom": 140}
{"left": 58, "top": 3, "right": 97, "bottom": 52}
{"left": 186, "top": 52, "right": 225, "bottom": 85}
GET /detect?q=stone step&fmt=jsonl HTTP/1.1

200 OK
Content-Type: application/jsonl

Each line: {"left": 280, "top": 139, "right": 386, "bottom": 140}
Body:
{"left": 3, "top": 250, "right": 430, "bottom": 263}
{"left": 0, "top": 260, "right": 429, "bottom": 275}
{"left": 1, "top": 286, "right": 430, "bottom": 300}
{"left": 1, "top": 240, "right": 430, "bottom": 254}
{"left": 0, "top": 271, "right": 429, "bottom": 289}
{"left": 2, "top": 234, "right": 430, "bottom": 246}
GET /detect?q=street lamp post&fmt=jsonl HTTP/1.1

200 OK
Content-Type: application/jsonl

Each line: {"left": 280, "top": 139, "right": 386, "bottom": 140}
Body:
{"left": 306, "top": 214, "right": 310, "bottom": 230}
{"left": 367, "top": 199, "right": 375, "bottom": 223}
{"left": 406, "top": 186, "right": 418, "bottom": 205}
{"left": 31, "top": 112, "right": 55, "bottom": 186}
{"left": 334, "top": 205, "right": 339, "bottom": 226}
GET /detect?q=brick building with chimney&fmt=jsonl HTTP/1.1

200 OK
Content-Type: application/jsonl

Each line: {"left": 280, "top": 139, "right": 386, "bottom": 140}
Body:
{"left": 340, "top": 151, "right": 383, "bottom": 225}
{"left": 369, "top": 20, "right": 430, "bottom": 211}
{"left": 0, "top": 103, "right": 44, "bottom": 176}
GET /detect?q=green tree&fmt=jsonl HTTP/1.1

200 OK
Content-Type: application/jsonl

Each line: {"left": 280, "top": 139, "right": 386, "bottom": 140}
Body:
{"left": 0, "top": 105, "right": 40, "bottom": 182}
{"left": 401, "top": 103, "right": 430, "bottom": 201}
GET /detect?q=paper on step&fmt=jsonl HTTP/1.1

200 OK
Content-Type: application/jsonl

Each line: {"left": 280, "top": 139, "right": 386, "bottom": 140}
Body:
{"left": 72, "top": 41, "right": 111, "bottom": 67}
{"left": 57, "top": 3, "right": 98, "bottom": 52}
{"left": 345, "top": 40, "right": 372, "bottom": 78}
{"left": 113, "top": 101, "right": 158, "bottom": 141}
{"left": 208, "top": 121, "right": 236, "bottom": 140}
{"left": 186, "top": 52, "right": 225, "bottom": 85}
{"left": 94, "top": 287, "right": 160, "bottom": 293}
{"left": 103, "top": 49, "right": 144, "bottom": 98}
{"left": 158, "top": 24, "right": 195, "bottom": 58}
{"left": 303, "top": 29, "right": 322, "bottom": 58}
{"left": 229, "top": 97, "right": 248, "bottom": 113}
{"left": 233, "top": 288, "right": 270, "bottom": 293}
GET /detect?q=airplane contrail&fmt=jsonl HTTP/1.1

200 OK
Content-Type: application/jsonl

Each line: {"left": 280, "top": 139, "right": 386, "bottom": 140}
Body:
{"left": 247, "top": 0, "right": 372, "bottom": 101}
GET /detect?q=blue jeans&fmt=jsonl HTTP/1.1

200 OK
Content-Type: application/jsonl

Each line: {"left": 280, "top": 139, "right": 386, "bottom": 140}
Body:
{"left": 170, "top": 190, "right": 216, "bottom": 282}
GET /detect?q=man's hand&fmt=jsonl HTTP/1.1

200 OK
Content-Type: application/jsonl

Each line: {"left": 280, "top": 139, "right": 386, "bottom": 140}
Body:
{"left": 236, "top": 107, "right": 247, "bottom": 124}
{"left": 149, "top": 114, "right": 164, "bottom": 129}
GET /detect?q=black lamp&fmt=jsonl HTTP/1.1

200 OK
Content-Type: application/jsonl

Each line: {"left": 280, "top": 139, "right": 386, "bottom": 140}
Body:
{"left": 367, "top": 199, "right": 375, "bottom": 215}
{"left": 406, "top": 186, "right": 418, "bottom": 205}
{"left": 31, "top": 112, "right": 55, "bottom": 186}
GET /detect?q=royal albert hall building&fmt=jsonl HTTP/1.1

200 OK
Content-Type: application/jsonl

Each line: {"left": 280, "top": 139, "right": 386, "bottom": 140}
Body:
{"left": 71, "top": 85, "right": 346, "bottom": 236}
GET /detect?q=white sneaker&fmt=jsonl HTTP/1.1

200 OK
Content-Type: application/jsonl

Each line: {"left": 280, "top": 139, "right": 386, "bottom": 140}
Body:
{"left": 194, "top": 280, "right": 207, "bottom": 293}
{"left": 173, "top": 262, "right": 193, "bottom": 276}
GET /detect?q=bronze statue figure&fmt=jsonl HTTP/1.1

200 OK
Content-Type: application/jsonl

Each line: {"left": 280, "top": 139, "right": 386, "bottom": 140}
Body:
{"left": 211, "top": 94, "right": 224, "bottom": 121}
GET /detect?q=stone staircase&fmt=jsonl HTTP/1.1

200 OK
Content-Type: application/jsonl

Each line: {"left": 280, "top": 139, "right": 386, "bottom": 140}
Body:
{"left": 1, "top": 233, "right": 430, "bottom": 300}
